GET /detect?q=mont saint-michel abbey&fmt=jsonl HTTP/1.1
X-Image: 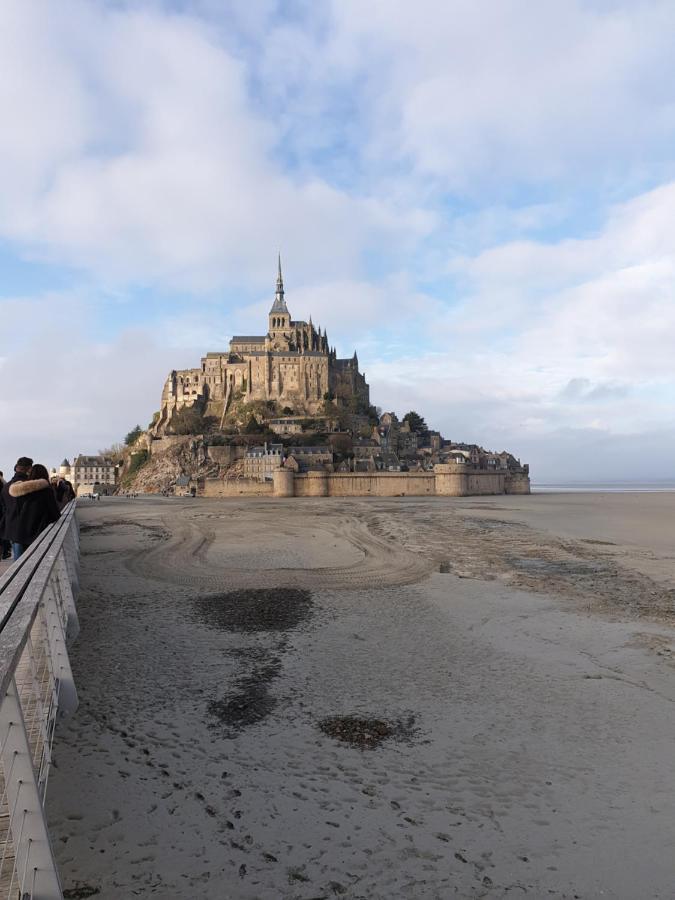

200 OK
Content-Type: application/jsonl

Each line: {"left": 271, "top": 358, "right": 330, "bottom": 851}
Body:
{"left": 154, "top": 259, "right": 369, "bottom": 431}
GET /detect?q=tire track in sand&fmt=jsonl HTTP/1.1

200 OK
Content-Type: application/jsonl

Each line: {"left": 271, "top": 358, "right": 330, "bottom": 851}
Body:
{"left": 125, "top": 507, "right": 435, "bottom": 591}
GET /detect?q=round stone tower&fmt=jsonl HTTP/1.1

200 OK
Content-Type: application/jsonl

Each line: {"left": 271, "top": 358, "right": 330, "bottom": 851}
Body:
{"left": 273, "top": 467, "right": 295, "bottom": 497}
{"left": 434, "top": 462, "right": 468, "bottom": 496}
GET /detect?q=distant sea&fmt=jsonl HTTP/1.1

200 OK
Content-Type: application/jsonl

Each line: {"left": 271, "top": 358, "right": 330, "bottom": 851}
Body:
{"left": 533, "top": 481, "right": 675, "bottom": 493}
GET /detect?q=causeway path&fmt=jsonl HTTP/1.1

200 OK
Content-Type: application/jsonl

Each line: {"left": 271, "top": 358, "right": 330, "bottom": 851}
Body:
{"left": 47, "top": 495, "right": 675, "bottom": 899}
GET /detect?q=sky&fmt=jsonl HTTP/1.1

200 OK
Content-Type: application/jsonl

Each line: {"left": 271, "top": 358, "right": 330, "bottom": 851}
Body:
{"left": 2, "top": 0, "right": 675, "bottom": 482}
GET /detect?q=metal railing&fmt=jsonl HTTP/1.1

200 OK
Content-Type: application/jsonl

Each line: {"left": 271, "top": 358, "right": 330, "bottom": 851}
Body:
{"left": 0, "top": 503, "right": 80, "bottom": 899}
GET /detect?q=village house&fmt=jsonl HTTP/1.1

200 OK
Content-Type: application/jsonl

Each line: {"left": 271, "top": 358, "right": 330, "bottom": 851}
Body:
{"left": 268, "top": 417, "right": 305, "bottom": 435}
{"left": 59, "top": 455, "right": 118, "bottom": 494}
{"left": 243, "top": 442, "right": 284, "bottom": 481}
{"left": 284, "top": 445, "right": 334, "bottom": 472}
{"left": 397, "top": 422, "right": 419, "bottom": 457}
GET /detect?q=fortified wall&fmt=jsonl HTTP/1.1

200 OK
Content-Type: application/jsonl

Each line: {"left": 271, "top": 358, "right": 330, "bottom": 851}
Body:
{"left": 201, "top": 463, "right": 530, "bottom": 498}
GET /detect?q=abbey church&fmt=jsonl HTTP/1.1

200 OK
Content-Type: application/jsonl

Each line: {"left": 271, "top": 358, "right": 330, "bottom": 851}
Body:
{"left": 154, "top": 259, "right": 370, "bottom": 432}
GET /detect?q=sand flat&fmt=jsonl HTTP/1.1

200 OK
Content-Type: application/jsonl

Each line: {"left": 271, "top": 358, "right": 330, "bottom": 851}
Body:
{"left": 454, "top": 492, "right": 675, "bottom": 585}
{"left": 47, "top": 495, "right": 675, "bottom": 899}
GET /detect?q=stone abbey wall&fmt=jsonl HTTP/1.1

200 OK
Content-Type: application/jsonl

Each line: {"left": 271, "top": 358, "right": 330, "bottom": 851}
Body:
{"left": 152, "top": 263, "right": 370, "bottom": 435}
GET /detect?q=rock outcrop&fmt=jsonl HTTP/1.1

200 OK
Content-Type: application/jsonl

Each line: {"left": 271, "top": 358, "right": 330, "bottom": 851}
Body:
{"left": 121, "top": 437, "right": 214, "bottom": 494}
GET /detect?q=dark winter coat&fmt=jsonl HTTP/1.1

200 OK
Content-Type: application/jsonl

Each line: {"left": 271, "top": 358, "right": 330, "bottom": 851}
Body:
{"left": 55, "top": 479, "right": 75, "bottom": 508}
{"left": 1, "top": 473, "right": 28, "bottom": 542}
{"left": 8, "top": 478, "right": 61, "bottom": 546}
{"left": 0, "top": 479, "right": 5, "bottom": 539}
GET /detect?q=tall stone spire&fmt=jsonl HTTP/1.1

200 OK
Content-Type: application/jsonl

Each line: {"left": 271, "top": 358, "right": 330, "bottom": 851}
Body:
{"left": 270, "top": 252, "right": 289, "bottom": 314}
{"left": 277, "top": 252, "right": 283, "bottom": 293}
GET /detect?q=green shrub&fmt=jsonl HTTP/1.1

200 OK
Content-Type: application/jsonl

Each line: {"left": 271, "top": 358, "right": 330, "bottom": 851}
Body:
{"left": 124, "top": 425, "right": 143, "bottom": 446}
{"left": 121, "top": 449, "right": 149, "bottom": 486}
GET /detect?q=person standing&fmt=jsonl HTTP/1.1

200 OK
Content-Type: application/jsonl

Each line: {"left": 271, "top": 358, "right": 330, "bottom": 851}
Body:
{"left": 8, "top": 463, "right": 60, "bottom": 556}
{"left": 0, "top": 471, "right": 11, "bottom": 559}
{"left": 1, "top": 457, "right": 33, "bottom": 561}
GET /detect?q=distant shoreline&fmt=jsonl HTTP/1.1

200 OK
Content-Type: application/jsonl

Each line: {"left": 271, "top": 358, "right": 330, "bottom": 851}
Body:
{"left": 534, "top": 481, "right": 675, "bottom": 493}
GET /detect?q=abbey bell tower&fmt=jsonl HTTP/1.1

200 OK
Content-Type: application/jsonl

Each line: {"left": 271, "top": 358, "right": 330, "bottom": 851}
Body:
{"left": 269, "top": 254, "right": 290, "bottom": 334}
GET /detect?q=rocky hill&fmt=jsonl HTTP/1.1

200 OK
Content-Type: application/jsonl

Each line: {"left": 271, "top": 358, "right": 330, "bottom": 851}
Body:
{"left": 120, "top": 437, "right": 215, "bottom": 494}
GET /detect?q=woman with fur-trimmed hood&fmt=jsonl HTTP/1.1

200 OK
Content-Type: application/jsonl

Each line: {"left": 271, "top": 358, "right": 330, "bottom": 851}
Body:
{"left": 9, "top": 463, "right": 61, "bottom": 553}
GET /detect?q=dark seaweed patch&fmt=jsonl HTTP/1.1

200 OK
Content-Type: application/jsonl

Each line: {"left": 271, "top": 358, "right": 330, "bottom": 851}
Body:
{"left": 208, "top": 661, "right": 281, "bottom": 733}
{"left": 63, "top": 886, "right": 101, "bottom": 899}
{"left": 318, "top": 714, "right": 418, "bottom": 750}
{"left": 193, "top": 588, "right": 313, "bottom": 633}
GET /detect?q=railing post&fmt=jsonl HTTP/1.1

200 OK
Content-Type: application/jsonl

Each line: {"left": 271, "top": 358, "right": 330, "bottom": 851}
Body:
{"left": 64, "top": 520, "right": 80, "bottom": 597}
{"left": 54, "top": 557, "right": 79, "bottom": 645}
{"left": 0, "top": 678, "right": 62, "bottom": 899}
{"left": 42, "top": 588, "right": 78, "bottom": 717}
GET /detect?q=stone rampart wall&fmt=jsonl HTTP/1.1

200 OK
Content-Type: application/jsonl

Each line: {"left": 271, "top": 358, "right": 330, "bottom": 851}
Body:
{"left": 505, "top": 473, "right": 531, "bottom": 494}
{"left": 464, "top": 472, "right": 506, "bottom": 495}
{"left": 205, "top": 466, "right": 530, "bottom": 499}
{"left": 202, "top": 478, "right": 273, "bottom": 497}
{"left": 294, "top": 472, "right": 437, "bottom": 497}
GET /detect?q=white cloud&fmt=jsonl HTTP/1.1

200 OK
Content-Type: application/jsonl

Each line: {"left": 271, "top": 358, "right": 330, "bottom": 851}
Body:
{"left": 0, "top": 290, "right": 192, "bottom": 472}
{"left": 326, "top": 0, "right": 675, "bottom": 190}
{"left": 0, "top": 1, "right": 430, "bottom": 290}
{"left": 360, "top": 180, "right": 675, "bottom": 477}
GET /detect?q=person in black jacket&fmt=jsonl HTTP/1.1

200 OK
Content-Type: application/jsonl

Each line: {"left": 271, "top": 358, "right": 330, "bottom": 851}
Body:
{"left": 8, "top": 463, "right": 60, "bottom": 557}
{"left": 1, "top": 457, "right": 33, "bottom": 560}
{"left": 53, "top": 476, "right": 75, "bottom": 510}
{"left": 0, "top": 471, "right": 10, "bottom": 559}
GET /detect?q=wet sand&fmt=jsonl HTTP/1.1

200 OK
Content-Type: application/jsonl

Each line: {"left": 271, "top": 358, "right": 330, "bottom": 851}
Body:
{"left": 47, "top": 494, "right": 675, "bottom": 899}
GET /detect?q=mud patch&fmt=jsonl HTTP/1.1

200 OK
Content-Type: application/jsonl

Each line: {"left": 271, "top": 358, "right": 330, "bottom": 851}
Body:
{"left": 193, "top": 588, "right": 313, "bottom": 633}
{"left": 79, "top": 520, "right": 168, "bottom": 541}
{"left": 508, "top": 557, "right": 604, "bottom": 577}
{"left": 464, "top": 517, "right": 520, "bottom": 531}
{"left": 318, "top": 714, "right": 417, "bottom": 750}
{"left": 208, "top": 661, "right": 281, "bottom": 733}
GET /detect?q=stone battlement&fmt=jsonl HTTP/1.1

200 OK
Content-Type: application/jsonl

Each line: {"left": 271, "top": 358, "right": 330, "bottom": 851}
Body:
{"left": 279, "top": 466, "right": 529, "bottom": 497}
{"left": 200, "top": 465, "right": 530, "bottom": 499}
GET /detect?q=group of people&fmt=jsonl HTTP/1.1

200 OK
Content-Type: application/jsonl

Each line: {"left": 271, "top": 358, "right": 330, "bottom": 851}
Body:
{"left": 0, "top": 457, "right": 75, "bottom": 561}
